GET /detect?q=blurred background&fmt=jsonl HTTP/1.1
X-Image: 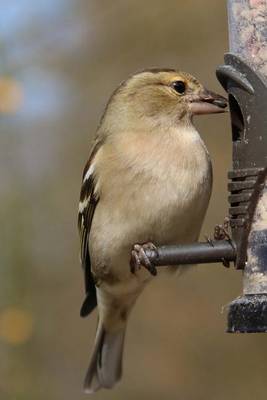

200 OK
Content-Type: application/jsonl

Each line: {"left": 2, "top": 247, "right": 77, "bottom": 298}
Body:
{"left": 1, "top": 1, "right": 267, "bottom": 399}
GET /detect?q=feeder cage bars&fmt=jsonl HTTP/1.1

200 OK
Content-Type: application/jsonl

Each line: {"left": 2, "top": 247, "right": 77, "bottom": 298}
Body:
{"left": 138, "top": 0, "right": 267, "bottom": 333}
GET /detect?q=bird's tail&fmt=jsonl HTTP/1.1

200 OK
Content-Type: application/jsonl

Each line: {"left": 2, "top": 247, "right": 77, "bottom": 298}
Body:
{"left": 84, "top": 318, "right": 126, "bottom": 394}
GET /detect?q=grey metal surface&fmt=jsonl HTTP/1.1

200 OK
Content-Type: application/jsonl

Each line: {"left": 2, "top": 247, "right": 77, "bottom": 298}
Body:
{"left": 145, "top": 240, "right": 236, "bottom": 266}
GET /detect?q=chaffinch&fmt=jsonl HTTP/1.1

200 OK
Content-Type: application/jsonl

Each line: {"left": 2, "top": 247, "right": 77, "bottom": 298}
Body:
{"left": 78, "top": 68, "right": 227, "bottom": 393}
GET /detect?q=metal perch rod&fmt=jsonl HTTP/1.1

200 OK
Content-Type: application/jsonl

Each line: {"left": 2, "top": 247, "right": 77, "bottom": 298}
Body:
{"left": 144, "top": 240, "right": 236, "bottom": 266}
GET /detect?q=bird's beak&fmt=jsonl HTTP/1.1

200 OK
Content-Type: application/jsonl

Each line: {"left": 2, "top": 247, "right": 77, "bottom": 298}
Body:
{"left": 189, "top": 89, "right": 228, "bottom": 115}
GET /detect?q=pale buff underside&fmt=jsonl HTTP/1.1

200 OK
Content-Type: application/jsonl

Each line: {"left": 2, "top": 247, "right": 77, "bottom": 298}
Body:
{"left": 89, "top": 125, "right": 212, "bottom": 305}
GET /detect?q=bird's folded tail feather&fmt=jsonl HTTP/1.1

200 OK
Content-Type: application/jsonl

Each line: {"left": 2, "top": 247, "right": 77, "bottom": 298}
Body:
{"left": 84, "top": 319, "right": 126, "bottom": 394}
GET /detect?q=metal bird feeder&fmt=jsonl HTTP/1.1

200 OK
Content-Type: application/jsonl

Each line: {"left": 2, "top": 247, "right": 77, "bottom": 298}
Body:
{"left": 142, "top": 0, "right": 267, "bottom": 333}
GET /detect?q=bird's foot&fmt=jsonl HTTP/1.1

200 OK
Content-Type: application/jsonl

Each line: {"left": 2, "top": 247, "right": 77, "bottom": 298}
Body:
{"left": 213, "top": 216, "right": 232, "bottom": 268}
{"left": 214, "top": 216, "right": 231, "bottom": 241}
{"left": 130, "top": 242, "right": 158, "bottom": 276}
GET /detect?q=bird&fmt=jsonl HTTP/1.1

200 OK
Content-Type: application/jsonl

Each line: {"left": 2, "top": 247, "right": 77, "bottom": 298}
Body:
{"left": 78, "top": 68, "right": 227, "bottom": 393}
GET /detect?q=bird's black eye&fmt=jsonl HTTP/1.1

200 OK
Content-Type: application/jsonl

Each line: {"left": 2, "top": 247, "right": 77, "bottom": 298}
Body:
{"left": 172, "top": 80, "right": 186, "bottom": 94}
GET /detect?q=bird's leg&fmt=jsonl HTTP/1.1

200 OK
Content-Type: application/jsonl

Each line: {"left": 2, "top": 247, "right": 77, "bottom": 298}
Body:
{"left": 214, "top": 216, "right": 231, "bottom": 241}
{"left": 130, "top": 242, "right": 158, "bottom": 276}
{"left": 213, "top": 216, "right": 232, "bottom": 267}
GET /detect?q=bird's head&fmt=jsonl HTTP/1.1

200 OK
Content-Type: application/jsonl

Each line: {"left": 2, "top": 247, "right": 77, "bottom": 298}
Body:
{"left": 101, "top": 68, "right": 227, "bottom": 132}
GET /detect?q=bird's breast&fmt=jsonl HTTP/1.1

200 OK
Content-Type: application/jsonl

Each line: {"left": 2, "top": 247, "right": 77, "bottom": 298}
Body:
{"left": 92, "top": 127, "right": 212, "bottom": 257}
{"left": 90, "top": 128, "right": 212, "bottom": 295}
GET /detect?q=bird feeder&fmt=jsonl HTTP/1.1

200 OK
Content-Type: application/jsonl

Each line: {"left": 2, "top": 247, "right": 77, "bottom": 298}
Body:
{"left": 140, "top": 0, "right": 267, "bottom": 333}
{"left": 217, "top": 0, "right": 267, "bottom": 333}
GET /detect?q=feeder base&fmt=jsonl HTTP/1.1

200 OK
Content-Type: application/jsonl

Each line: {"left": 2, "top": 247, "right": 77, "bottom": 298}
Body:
{"left": 227, "top": 294, "right": 267, "bottom": 333}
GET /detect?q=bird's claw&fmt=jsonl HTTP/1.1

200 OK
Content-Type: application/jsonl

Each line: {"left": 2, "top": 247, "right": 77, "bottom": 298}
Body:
{"left": 205, "top": 235, "right": 215, "bottom": 247}
{"left": 130, "top": 242, "right": 158, "bottom": 276}
{"left": 214, "top": 216, "right": 231, "bottom": 241}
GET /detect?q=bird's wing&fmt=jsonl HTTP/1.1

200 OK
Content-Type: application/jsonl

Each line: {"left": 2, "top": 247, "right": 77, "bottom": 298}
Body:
{"left": 78, "top": 139, "right": 102, "bottom": 317}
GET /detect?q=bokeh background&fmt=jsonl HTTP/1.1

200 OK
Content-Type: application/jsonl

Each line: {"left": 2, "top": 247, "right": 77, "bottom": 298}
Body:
{"left": 1, "top": 1, "right": 267, "bottom": 399}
